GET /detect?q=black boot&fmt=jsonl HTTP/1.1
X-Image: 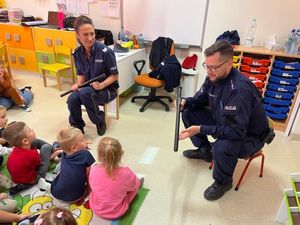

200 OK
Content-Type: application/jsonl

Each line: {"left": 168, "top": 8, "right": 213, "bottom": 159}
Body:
{"left": 183, "top": 146, "right": 212, "bottom": 162}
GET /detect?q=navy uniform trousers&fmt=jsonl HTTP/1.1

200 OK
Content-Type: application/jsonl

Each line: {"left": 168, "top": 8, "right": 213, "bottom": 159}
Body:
{"left": 67, "top": 86, "right": 117, "bottom": 128}
{"left": 182, "top": 107, "right": 264, "bottom": 184}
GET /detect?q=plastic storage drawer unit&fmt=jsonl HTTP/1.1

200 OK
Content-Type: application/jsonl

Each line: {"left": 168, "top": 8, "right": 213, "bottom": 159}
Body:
{"left": 267, "top": 83, "right": 297, "bottom": 93}
{"left": 271, "top": 68, "right": 300, "bottom": 78}
{"left": 273, "top": 60, "right": 300, "bottom": 70}
{"left": 264, "top": 97, "right": 292, "bottom": 107}
{"left": 240, "top": 65, "right": 268, "bottom": 74}
{"left": 242, "top": 57, "right": 271, "bottom": 67}
{"left": 269, "top": 76, "right": 299, "bottom": 86}
{"left": 241, "top": 72, "right": 266, "bottom": 81}
{"left": 264, "top": 104, "right": 290, "bottom": 114}
{"left": 265, "top": 90, "right": 294, "bottom": 99}
{"left": 266, "top": 111, "right": 288, "bottom": 120}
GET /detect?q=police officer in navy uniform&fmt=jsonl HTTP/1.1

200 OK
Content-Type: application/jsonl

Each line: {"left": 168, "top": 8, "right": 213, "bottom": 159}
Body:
{"left": 68, "top": 15, "right": 119, "bottom": 135}
{"left": 179, "top": 40, "right": 269, "bottom": 201}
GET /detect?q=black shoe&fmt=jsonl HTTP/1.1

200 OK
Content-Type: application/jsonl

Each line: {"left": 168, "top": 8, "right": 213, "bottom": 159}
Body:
{"left": 71, "top": 124, "right": 84, "bottom": 134}
{"left": 96, "top": 120, "right": 106, "bottom": 136}
{"left": 204, "top": 181, "right": 232, "bottom": 201}
{"left": 183, "top": 147, "right": 212, "bottom": 162}
{"left": 9, "top": 183, "right": 33, "bottom": 195}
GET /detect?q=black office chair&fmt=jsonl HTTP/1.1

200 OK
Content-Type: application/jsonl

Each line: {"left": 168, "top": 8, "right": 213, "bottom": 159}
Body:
{"left": 131, "top": 37, "right": 175, "bottom": 112}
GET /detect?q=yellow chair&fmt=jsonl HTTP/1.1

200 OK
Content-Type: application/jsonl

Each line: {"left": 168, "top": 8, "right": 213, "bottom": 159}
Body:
{"left": 103, "top": 90, "right": 120, "bottom": 124}
{"left": 0, "top": 42, "right": 12, "bottom": 76}
{"left": 41, "top": 45, "right": 75, "bottom": 91}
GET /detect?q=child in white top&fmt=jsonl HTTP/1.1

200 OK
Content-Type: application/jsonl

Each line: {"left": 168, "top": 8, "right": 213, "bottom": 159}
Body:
{"left": 89, "top": 137, "right": 141, "bottom": 220}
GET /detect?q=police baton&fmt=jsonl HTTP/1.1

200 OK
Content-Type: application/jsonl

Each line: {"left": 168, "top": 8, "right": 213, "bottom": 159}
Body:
{"left": 60, "top": 74, "right": 106, "bottom": 97}
{"left": 173, "top": 86, "right": 182, "bottom": 152}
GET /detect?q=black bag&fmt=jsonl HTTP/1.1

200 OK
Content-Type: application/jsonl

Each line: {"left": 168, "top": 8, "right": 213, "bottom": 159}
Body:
{"left": 63, "top": 16, "right": 77, "bottom": 29}
{"left": 216, "top": 30, "right": 240, "bottom": 45}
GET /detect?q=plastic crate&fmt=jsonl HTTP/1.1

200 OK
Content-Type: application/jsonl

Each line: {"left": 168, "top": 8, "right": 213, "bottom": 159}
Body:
{"left": 266, "top": 111, "right": 288, "bottom": 120}
{"left": 264, "top": 104, "right": 290, "bottom": 114}
{"left": 252, "top": 80, "right": 264, "bottom": 88}
{"left": 271, "top": 68, "right": 300, "bottom": 78}
{"left": 267, "top": 83, "right": 297, "bottom": 93}
{"left": 264, "top": 97, "right": 292, "bottom": 106}
{"left": 265, "top": 90, "right": 294, "bottom": 100}
{"left": 273, "top": 60, "right": 300, "bottom": 70}
{"left": 242, "top": 57, "right": 271, "bottom": 67}
{"left": 240, "top": 65, "right": 268, "bottom": 74}
{"left": 241, "top": 72, "right": 266, "bottom": 81}
{"left": 232, "top": 63, "right": 238, "bottom": 68}
{"left": 269, "top": 76, "right": 299, "bottom": 86}
{"left": 233, "top": 55, "right": 240, "bottom": 63}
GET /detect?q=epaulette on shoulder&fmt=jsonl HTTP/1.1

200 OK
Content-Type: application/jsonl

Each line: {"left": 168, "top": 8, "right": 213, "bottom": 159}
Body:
{"left": 72, "top": 46, "right": 80, "bottom": 55}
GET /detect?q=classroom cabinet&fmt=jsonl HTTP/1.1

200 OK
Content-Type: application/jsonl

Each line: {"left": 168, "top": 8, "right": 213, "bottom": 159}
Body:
{"left": 233, "top": 45, "right": 300, "bottom": 132}
{"left": 6, "top": 47, "right": 37, "bottom": 71}
{"left": 32, "top": 27, "right": 77, "bottom": 52}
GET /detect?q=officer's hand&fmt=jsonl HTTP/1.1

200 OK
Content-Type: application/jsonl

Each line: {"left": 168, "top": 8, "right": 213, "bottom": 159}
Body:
{"left": 71, "top": 83, "right": 79, "bottom": 91}
{"left": 180, "top": 99, "right": 186, "bottom": 111}
{"left": 90, "top": 81, "right": 105, "bottom": 90}
{"left": 179, "top": 125, "right": 200, "bottom": 140}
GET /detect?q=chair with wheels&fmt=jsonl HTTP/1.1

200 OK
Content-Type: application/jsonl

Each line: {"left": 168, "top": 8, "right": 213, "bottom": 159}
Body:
{"left": 209, "top": 117, "right": 275, "bottom": 191}
{"left": 41, "top": 45, "right": 75, "bottom": 91}
{"left": 131, "top": 37, "right": 175, "bottom": 112}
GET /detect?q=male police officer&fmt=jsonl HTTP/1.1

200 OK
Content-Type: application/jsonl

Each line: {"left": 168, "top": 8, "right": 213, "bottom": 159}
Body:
{"left": 179, "top": 40, "right": 269, "bottom": 201}
{"left": 67, "top": 16, "right": 119, "bottom": 135}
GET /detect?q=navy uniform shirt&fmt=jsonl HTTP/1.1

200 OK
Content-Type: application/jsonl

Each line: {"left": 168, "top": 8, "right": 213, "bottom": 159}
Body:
{"left": 73, "top": 41, "right": 119, "bottom": 90}
{"left": 185, "top": 68, "right": 269, "bottom": 140}
{"left": 51, "top": 150, "right": 95, "bottom": 202}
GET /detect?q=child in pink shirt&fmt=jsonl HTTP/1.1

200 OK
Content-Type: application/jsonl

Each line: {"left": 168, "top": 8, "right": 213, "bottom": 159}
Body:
{"left": 89, "top": 137, "right": 140, "bottom": 220}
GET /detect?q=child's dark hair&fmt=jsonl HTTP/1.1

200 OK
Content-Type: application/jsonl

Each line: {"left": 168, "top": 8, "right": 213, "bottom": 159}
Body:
{"left": 98, "top": 137, "right": 123, "bottom": 177}
{"left": 2, "top": 121, "right": 26, "bottom": 147}
{"left": 35, "top": 208, "right": 78, "bottom": 225}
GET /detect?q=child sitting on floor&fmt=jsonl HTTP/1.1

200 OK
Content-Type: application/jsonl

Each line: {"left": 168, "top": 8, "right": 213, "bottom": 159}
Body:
{"left": 49, "top": 127, "right": 95, "bottom": 203}
{"left": 29, "top": 208, "right": 77, "bottom": 225}
{"left": 89, "top": 137, "right": 141, "bottom": 220}
{"left": 0, "top": 209, "right": 30, "bottom": 224}
{"left": 0, "top": 192, "right": 17, "bottom": 213}
{"left": 2, "top": 122, "right": 53, "bottom": 194}
{"left": 0, "top": 60, "right": 31, "bottom": 112}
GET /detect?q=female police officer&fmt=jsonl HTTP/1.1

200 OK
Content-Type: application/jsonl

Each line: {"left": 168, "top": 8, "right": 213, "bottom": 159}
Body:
{"left": 68, "top": 15, "right": 119, "bottom": 135}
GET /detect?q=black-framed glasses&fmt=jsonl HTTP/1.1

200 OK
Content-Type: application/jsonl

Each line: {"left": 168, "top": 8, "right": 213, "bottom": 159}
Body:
{"left": 202, "top": 59, "right": 229, "bottom": 72}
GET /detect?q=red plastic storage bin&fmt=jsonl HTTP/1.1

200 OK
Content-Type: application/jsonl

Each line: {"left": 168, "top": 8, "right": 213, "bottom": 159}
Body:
{"left": 242, "top": 57, "right": 271, "bottom": 67}
{"left": 241, "top": 72, "right": 266, "bottom": 81}
{"left": 241, "top": 65, "right": 268, "bottom": 74}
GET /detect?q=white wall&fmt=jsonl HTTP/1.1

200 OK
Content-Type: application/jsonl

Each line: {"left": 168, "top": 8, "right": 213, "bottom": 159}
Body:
{"left": 5, "top": 0, "right": 121, "bottom": 39}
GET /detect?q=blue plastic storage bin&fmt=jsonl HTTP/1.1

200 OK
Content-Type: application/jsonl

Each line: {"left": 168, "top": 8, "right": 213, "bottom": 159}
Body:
{"left": 265, "top": 90, "right": 294, "bottom": 99}
{"left": 266, "top": 111, "right": 288, "bottom": 120}
{"left": 273, "top": 60, "right": 300, "bottom": 70}
{"left": 264, "top": 104, "right": 290, "bottom": 114}
{"left": 264, "top": 97, "right": 292, "bottom": 106}
{"left": 271, "top": 68, "right": 300, "bottom": 78}
{"left": 268, "top": 76, "right": 298, "bottom": 86}
{"left": 267, "top": 83, "right": 297, "bottom": 93}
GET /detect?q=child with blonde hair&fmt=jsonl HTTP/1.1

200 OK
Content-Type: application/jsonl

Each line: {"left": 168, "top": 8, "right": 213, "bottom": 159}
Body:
{"left": 50, "top": 127, "right": 95, "bottom": 202}
{"left": 89, "top": 137, "right": 141, "bottom": 220}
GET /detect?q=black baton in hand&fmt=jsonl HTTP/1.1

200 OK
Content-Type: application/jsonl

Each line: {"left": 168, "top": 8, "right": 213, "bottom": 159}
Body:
{"left": 174, "top": 86, "right": 182, "bottom": 152}
{"left": 60, "top": 74, "right": 106, "bottom": 97}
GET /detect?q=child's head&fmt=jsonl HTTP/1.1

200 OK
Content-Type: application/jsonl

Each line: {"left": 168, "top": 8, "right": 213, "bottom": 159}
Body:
{"left": 2, "top": 121, "right": 36, "bottom": 147}
{"left": 34, "top": 208, "right": 78, "bottom": 225}
{"left": 97, "top": 137, "right": 123, "bottom": 176}
{"left": 57, "top": 127, "right": 87, "bottom": 154}
{"left": 0, "top": 106, "right": 8, "bottom": 128}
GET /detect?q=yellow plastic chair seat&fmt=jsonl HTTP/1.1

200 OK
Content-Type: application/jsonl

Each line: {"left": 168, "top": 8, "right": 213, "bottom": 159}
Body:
{"left": 134, "top": 73, "right": 164, "bottom": 88}
{"left": 41, "top": 63, "right": 71, "bottom": 73}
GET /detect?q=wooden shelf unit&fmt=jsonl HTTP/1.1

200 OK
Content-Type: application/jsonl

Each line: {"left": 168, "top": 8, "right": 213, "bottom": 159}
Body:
{"left": 233, "top": 45, "right": 300, "bottom": 132}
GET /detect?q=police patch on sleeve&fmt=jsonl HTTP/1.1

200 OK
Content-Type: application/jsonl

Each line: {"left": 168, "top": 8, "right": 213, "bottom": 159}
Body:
{"left": 102, "top": 47, "right": 108, "bottom": 52}
{"left": 223, "top": 105, "right": 238, "bottom": 115}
